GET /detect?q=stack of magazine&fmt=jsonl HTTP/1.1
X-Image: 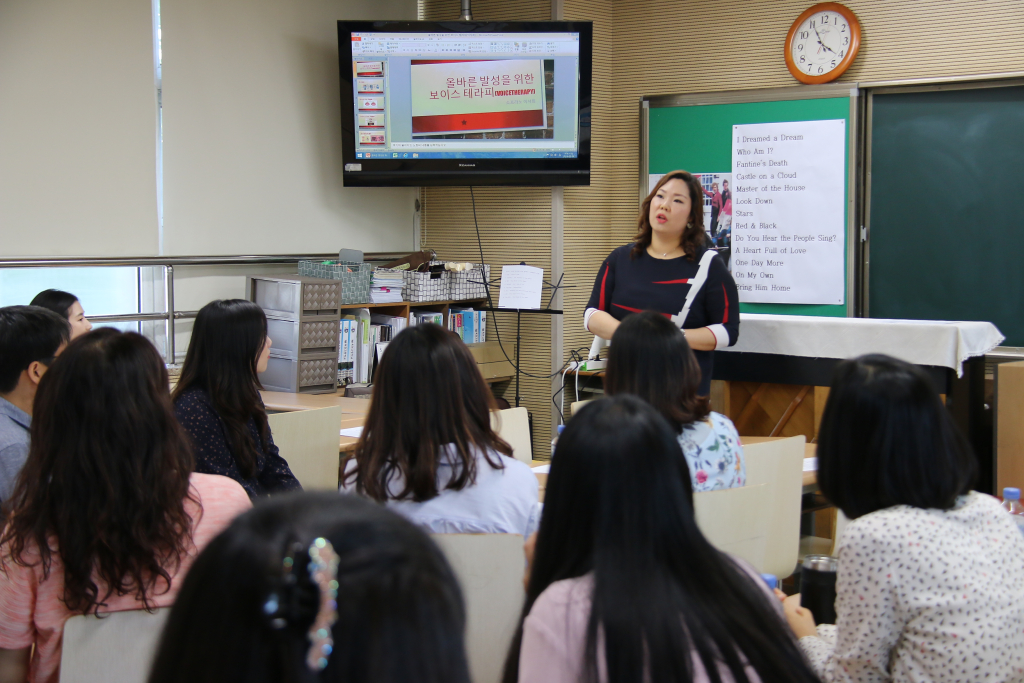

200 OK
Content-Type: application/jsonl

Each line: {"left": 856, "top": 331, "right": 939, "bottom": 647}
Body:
{"left": 370, "top": 269, "right": 404, "bottom": 303}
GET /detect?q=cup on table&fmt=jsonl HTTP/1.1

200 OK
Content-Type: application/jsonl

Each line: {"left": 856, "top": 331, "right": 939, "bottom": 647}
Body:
{"left": 800, "top": 554, "right": 838, "bottom": 625}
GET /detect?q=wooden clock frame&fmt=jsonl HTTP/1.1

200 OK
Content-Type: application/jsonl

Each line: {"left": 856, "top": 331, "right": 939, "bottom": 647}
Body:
{"left": 785, "top": 2, "right": 862, "bottom": 85}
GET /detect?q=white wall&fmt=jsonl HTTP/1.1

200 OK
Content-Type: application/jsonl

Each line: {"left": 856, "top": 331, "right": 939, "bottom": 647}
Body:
{"left": 0, "top": 0, "right": 159, "bottom": 257}
{"left": 161, "top": 0, "right": 418, "bottom": 256}
{"left": 0, "top": 0, "right": 417, "bottom": 260}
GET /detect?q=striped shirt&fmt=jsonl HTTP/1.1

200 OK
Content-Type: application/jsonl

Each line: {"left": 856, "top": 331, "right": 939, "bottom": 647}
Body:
{"left": 0, "top": 473, "right": 251, "bottom": 683}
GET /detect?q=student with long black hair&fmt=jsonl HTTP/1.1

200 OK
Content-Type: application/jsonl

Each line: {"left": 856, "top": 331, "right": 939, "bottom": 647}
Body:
{"left": 0, "top": 330, "right": 250, "bottom": 683}
{"left": 506, "top": 395, "right": 819, "bottom": 683}
{"left": 29, "top": 289, "right": 93, "bottom": 339}
{"left": 605, "top": 311, "right": 745, "bottom": 492}
{"left": 147, "top": 492, "right": 471, "bottom": 683}
{"left": 173, "top": 300, "right": 301, "bottom": 499}
{"left": 343, "top": 323, "right": 538, "bottom": 536}
{"left": 782, "top": 354, "right": 1024, "bottom": 682}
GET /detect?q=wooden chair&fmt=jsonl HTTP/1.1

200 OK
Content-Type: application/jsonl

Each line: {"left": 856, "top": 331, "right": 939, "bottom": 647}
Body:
{"left": 742, "top": 436, "right": 806, "bottom": 579}
{"left": 432, "top": 534, "right": 524, "bottom": 683}
{"left": 60, "top": 608, "right": 169, "bottom": 683}
{"left": 266, "top": 405, "right": 344, "bottom": 490}
{"left": 693, "top": 483, "right": 770, "bottom": 571}
{"left": 490, "top": 407, "right": 532, "bottom": 464}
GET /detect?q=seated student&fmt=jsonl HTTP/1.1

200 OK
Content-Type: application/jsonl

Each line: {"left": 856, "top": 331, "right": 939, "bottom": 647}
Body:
{"left": 507, "top": 396, "right": 818, "bottom": 683}
{"left": 781, "top": 354, "right": 1024, "bottom": 682}
{"left": 0, "top": 329, "right": 251, "bottom": 683}
{"left": 173, "top": 300, "right": 301, "bottom": 499}
{"left": 147, "top": 492, "right": 471, "bottom": 683}
{"left": 605, "top": 311, "right": 745, "bottom": 492}
{"left": 29, "top": 289, "right": 93, "bottom": 339}
{"left": 0, "top": 306, "right": 70, "bottom": 505}
{"left": 343, "top": 323, "right": 538, "bottom": 536}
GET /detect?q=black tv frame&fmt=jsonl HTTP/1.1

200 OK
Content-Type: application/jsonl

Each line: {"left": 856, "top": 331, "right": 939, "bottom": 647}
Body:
{"left": 338, "top": 20, "right": 592, "bottom": 187}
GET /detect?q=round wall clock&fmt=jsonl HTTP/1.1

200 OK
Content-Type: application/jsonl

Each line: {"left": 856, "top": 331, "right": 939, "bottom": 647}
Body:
{"left": 785, "top": 2, "right": 861, "bottom": 84}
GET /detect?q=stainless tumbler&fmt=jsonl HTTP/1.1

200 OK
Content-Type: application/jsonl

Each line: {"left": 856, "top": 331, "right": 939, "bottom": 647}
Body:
{"left": 800, "top": 554, "right": 838, "bottom": 625}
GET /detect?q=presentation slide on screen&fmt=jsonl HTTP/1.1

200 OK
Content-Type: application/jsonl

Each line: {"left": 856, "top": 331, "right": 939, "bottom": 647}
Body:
{"left": 349, "top": 32, "right": 581, "bottom": 159}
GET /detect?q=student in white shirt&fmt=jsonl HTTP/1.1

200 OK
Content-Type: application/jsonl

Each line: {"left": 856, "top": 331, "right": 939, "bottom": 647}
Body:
{"left": 781, "top": 354, "right": 1024, "bottom": 683}
{"left": 342, "top": 323, "right": 538, "bottom": 537}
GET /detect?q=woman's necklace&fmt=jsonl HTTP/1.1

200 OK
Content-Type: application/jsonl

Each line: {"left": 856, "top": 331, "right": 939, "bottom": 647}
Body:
{"left": 651, "top": 244, "right": 682, "bottom": 258}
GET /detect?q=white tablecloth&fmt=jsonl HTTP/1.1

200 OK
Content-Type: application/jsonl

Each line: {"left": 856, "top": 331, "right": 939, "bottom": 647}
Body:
{"left": 719, "top": 314, "right": 1004, "bottom": 376}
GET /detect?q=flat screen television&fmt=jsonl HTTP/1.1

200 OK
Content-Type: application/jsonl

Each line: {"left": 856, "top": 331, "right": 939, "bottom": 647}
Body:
{"left": 338, "top": 20, "right": 592, "bottom": 187}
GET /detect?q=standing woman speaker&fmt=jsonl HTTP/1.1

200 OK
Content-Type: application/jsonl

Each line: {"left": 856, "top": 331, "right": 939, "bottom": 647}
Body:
{"left": 585, "top": 171, "right": 740, "bottom": 396}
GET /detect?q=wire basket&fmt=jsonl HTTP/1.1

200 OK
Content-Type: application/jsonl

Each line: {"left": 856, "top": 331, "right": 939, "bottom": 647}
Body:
{"left": 298, "top": 260, "right": 373, "bottom": 304}
{"left": 404, "top": 261, "right": 450, "bottom": 302}
{"left": 449, "top": 263, "right": 490, "bottom": 301}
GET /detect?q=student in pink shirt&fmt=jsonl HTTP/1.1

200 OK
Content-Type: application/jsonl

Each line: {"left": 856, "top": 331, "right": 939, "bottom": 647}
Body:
{"left": 505, "top": 396, "right": 819, "bottom": 683}
{"left": 0, "top": 329, "right": 251, "bottom": 683}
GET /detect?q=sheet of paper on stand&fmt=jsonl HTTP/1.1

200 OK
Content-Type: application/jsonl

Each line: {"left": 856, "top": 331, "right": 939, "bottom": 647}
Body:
{"left": 497, "top": 264, "right": 544, "bottom": 309}
{"left": 340, "top": 426, "right": 364, "bottom": 438}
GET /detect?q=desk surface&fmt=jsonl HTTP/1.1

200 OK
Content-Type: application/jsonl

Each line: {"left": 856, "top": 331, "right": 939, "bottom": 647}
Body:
{"left": 262, "top": 390, "right": 370, "bottom": 414}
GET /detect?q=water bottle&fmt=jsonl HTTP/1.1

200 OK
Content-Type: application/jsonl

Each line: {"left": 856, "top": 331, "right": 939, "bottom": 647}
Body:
{"left": 550, "top": 424, "right": 566, "bottom": 457}
{"left": 1001, "top": 488, "right": 1024, "bottom": 536}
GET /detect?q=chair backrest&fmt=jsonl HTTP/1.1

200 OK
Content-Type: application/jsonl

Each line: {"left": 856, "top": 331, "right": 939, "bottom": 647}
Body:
{"left": 266, "top": 405, "right": 344, "bottom": 490}
{"left": 742, "top": 436, "right": 806, "bottom": 579}
{"left": 490, "top": 407, "right": 531, "bottom": 464}
{"left": 693, "top": 483, "right": 770, "bottom": 571}
{"left": 60, "top": 608, "right": 170, "bottom": 683}
{"left": 432, "top": 534, "right": 525, "bottom": 683}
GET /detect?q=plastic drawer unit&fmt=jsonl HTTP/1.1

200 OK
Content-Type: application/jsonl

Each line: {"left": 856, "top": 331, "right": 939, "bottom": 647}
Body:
{"left": 247, "top": 275, "right": 340, "bottom": 394}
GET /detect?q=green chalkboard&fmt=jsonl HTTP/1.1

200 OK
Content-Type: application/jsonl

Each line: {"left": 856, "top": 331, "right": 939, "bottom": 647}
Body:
{"left": 868, "top": 86, "right": 1024, "bottom": 345}
{"left": 648, "top": 96, "right": 851, "bottom": 317}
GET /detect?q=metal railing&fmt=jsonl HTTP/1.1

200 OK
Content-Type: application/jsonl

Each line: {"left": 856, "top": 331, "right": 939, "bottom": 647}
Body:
{"left": 0, "top": 252, "right": 407, "bottom": 361}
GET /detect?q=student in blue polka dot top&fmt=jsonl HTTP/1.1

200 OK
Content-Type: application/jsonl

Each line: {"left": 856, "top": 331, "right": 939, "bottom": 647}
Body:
{"left": 780, "top": 354, "right": 1024, "bottom": 683}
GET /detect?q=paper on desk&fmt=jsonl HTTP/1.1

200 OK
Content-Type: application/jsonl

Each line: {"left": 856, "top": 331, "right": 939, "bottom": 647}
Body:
{"left": 498, "top": 264, "right": 543, "bottom": 309}
{"left": 531, "top": 464, "right": 550, "bottom": 474}
{"left": 340, "top": 426, "right": 364, "bottom": 438}
{"left": 803, "top": 457, "right": 817, "bottom": 472}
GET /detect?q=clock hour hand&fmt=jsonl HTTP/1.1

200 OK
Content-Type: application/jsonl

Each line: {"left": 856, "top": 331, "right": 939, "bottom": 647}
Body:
{"left": 812, "top": 23, "right": 837, "bottom": 55}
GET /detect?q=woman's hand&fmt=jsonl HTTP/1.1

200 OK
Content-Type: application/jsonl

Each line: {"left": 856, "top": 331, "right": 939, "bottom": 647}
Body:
{"left": 523, "top": 532, "right": 538, "bottom": 591}
{"left": 782, "top": 594, "right": 819, "bottom": 639}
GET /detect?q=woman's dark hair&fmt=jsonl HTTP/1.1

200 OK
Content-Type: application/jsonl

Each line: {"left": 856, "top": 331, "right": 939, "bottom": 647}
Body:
{"left": 605, "top": 311, "right": 710, "bottom": 431}
{"left": 631, "top": 170, "right": 707, "bottom": 260}
{"left": 1, "top": 329, "right": 197, "bottom": 614}
{"left": 148, "top": 492, "right": 470, "bottom": 683}
{"left": 346, "top": 323, "right": 511, "bottom": 502}
{"left": 172, "top": 299, "right": 270, "bottom": 479}
{"left": 817, "top": 354, "right": 976, "bottom": 519}
{"left": 503, "top": 396, "right": 819, "bottom": 683}
{"left": 29, "top": 289, "right": 80, "bottom": 319}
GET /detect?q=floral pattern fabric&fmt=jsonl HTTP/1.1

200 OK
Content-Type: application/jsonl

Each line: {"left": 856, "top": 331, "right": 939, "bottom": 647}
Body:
{"left": 678, "top": 412, "right": 745, "bottom": 492}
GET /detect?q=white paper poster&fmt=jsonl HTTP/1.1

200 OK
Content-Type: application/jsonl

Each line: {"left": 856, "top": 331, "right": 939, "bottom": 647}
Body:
{"left": 731, "top": 119, "right": 846, "bottom": 305}
{"left": 498, "top": 264, "right": 544, "bottom": 309}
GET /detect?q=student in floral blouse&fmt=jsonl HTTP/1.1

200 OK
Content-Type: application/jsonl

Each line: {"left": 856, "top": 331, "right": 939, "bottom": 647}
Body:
{"left": 605, "top": 311, "right": 744, "bottom": 492}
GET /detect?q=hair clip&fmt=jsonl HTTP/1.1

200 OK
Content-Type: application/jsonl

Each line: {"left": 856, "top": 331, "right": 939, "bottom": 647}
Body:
{"left": 305, "top": 537, "right": 340, "bottom": 671}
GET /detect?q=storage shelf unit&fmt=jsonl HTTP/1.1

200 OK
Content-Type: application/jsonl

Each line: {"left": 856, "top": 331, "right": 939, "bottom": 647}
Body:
{"left": 248, "top": 275, "right": 342, "bottom": 395}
